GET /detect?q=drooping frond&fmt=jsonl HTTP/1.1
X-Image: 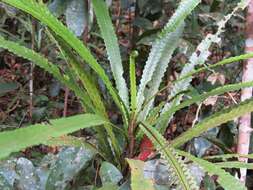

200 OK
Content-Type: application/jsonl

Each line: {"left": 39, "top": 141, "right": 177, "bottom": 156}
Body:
{"left": 171, "top": 98, "right": 253, "bottom": 148}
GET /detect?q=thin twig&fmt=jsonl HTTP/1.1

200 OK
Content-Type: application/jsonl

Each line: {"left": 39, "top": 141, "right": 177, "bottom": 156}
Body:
{"left": 63, "top": 87, "right": 69, "bottom": 117}
{"left": 29, "top": 18, "right": 36, "bottom": 119}
{"left": 191, "top": 103, "right": 202, "bottom": 128}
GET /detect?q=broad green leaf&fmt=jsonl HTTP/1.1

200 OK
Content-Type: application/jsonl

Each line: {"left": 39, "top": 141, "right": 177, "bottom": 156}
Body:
{"left": 126, "top": 159, "right": 155, "bottom": 190}
{"left": 99, "top": 161, "right": 123, "bottom": 185}
{"left": 45, "top": 147, "right": 95, "bottom": 190}
{"left": 66, "top": 0, "right": 87, "bottom": 37}
{"left": 171, "top": 98, "right": 253, "bottom": 148}
{"left": 48, "top": 0, "right": 69, "bottom": 17}
{"left": 178, "top": 150, "right": 246, "bottom": 190}
{"left": 0, "top": 114, "right": 108, "bottom": 159}
{"left": 92, "top": 0, "right": 129, "bottom": 108}
{"left": 46, "top": 136, "right": 98, "bottom": 154}
{"left": 97, "top": 183, "right": 119, "bottom": 190}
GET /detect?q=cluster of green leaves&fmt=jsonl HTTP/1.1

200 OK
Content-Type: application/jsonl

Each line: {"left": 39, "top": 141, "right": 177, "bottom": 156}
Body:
{"left": 0, "top": 0, "right": 253, "bottom": 189}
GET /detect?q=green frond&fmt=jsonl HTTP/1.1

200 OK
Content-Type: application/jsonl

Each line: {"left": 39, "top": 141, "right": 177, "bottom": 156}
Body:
{"left": 215, "top": 161, "right": 253, "bottom": 169}
{"left": 136, "top": 0, "right": 201, "bottom": 116}
{"left": 156, "top": 80, "right": 253, "bottom": 131}
{"left": 0, "top": 114, "right": 108, "bottom": 160}
{"left": 0, "top": 35, "right": 94, "bottom": 110}
{"left": 140, "top": 122, "right": 198, "bottom": 190}
{"left": 130, "top": 51, "right": 138, "bottom": 113}
{"left": 138, "top": 24, "right": 184, "bottom": 121}
{"left": 92, "top": 0, "right": 129, "bottom": 108}
{"left": 0, "top": 0, "right": 126, "bottom": 115}
{"left": 158, "top": 0, "right": 249, "bottom": 131}
{"left": 171, "top": 98, "right": 253, "bottom": 148}
{"left": 52, "top": 35, "right": 122, "bottom": 165}
{"left": 178, "top": 150, "right": 246, "bottom": 190}
{"left": 177, "top": 52, "right": 253, "bottom": 84}
{"left": 205, "top": 153, "right": 253, "bottom": 160}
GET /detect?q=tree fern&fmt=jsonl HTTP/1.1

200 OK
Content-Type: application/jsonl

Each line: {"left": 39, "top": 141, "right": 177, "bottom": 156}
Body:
{"left": 136, "top": 0, "right": 201, "bottom": 116}
{"left": 157, "top": 0, "right": 249, "bottom": 132}
{"left": 140, "top": 122, "right": 198, "bottom": 190}
{"left": 171, "top": 98, "right": 253, "bottom": 148}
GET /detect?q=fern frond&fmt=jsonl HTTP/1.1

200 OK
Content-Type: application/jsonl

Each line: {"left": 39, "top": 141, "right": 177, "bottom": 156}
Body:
{"left": 46, "top": 136, "right": 96, "bottom": 150}
{"left": 215, "top": 161, "right": 253, "bottom": 169}
{"left": 138, "top": 24, "right": 184, "bottom": 121}
{"left": 51, "top": 35, "right": 123, "bottom": 165}
{"left": 0, "top": 35, "right": 94, "bottom": 110}
{"left": 172, "top": 53, "right": 253, "bottom": 91}
{"left": 130, "top": 51, "right": 138, "bottom": 113}
{"left": 92, "top": 0, "right": 129, "bottom": 108}
{"left": 158, "top": 0, "right": 249, "bottom": 132}
{"left": 205, "top": 153, "right": 253, "bottom": 160}
{"left": 178, "top": 150, "right": 246, "bottom": 190}
{"left": 140, "top": 122, "right": 198, "bottom": 190}
{"left": 136, "top": 0, "right": 201, "bottom": 116}
{"left": 154, "top": 80, "right": 253, "bottom": 127}
{"left": 0, "top": 114, "right": 108, "bottom": 160}
{"left": 171, "top": 98, "right": 253, "bottom": 148}
{"left": 0, "top": 0, "right": 126, "bottom": 115}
